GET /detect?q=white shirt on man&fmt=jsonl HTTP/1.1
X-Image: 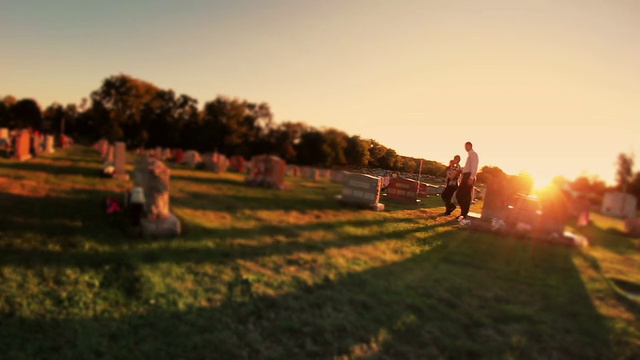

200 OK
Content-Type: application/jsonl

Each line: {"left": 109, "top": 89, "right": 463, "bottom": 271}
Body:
{"left": 463, "top": 149, "right": 479, "bottom": 179}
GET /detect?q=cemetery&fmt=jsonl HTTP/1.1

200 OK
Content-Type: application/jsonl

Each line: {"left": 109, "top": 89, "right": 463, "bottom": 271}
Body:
{"left": 0, "top": 142, "right": 638, "bottom": 359}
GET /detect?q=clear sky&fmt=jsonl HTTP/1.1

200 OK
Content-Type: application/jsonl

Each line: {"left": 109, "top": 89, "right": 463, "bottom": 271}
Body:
{"left": 2, "top": 0, "right": 638, "bottom": 186}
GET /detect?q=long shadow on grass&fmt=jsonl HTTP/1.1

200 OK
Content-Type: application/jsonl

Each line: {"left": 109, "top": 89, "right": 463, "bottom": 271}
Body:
{"left": 0, "top": 158, "right": 101, "bottom": 178}
{"left": 0, "top": 218, "right": 453, "bottom": 269}
{"left": 0, "top": 189, "right": 132, "bottom": 247}
{"left": 0, "top": 231, "right": 617, "bottom": 359}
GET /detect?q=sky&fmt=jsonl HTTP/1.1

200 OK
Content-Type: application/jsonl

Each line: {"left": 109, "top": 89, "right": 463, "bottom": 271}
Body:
{"left": 2, "top": 0, "right": 639, "bottom": 187}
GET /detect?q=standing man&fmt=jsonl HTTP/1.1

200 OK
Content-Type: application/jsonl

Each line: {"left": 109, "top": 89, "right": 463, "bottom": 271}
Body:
{"left": 456, "top": 141, "right": 479, "bottom": 221}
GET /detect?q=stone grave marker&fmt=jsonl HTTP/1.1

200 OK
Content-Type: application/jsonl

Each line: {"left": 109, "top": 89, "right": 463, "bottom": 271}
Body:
{"left": 134, "top": 156, "right": 181, "bottom": 236}
{"left": 246, "top": 155, "right": 286, "bottom": 189}
{"left": 340, "top": 172, "right": 384, "bottom": 210}
{"left": 44, "top": 135, "right": 55, "bottom": 153}
{"left": 13, "top": 130, "right": 32, "bottom": 161}
{"left": 229, "top": 156, "right": 246, "bottom": 173}
{"left": 386, "top": 177, "right": 420, "bottom": 203}
{"left": 112, "top": 141, "right": 130, "bottom": 180}
{"left": 183, "top": 150, "right": 202, "bottom": 168}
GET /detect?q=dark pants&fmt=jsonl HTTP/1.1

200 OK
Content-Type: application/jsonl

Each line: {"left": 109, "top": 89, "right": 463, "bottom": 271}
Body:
{"left": 456, "top": 172, "right": 474, "bottom": 218}
{"left": 441, "top": 184, "right": 458, "bottom": 214}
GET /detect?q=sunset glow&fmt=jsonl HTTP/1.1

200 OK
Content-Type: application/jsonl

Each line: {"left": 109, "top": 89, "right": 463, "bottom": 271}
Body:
{"left": 2, "top": 0, "right": 638, "bottom": 183}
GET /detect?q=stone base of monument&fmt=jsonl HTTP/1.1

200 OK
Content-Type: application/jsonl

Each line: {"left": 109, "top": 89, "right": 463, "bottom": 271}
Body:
{"left": 15, "top": 154, "right": 32, "bottom": 162}
{"left": 112, "top": 173, "right": 130, "bottom": 180}
{"left": 141, "top": 213, "right": 181, "bottom": 237}
{"left": 336, "top": 195, "right": 385, "bottom": 211}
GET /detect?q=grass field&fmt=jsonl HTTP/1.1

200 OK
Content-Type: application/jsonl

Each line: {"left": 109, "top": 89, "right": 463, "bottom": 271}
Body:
{"left": 0, "top": 146, "right": 638, "bottom": 359}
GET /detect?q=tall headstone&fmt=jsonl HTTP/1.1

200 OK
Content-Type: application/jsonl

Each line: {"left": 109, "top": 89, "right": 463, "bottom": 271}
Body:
{"left": 104, "top": 144, "right": 114, "bottom": 164}
{"left": 13, "top": 130, "right": 31, "bottom": 161}
{"left": 44, "top": 135, "right": 55, "bottom": 153}
{"left": 112, "top": 141, "right": 130, "bottom": 180}
{"left": 0, "top": 128, "right": 8, "bottom": 141}
{"left": 134, "top": 156, "right": 181, "bottom": 236}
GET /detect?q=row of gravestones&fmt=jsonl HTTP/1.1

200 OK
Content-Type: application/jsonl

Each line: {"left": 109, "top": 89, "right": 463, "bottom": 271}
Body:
{"left": 1, "top": 128, "right": 56, "bottom": 160}
{"left": 131, "top": 148, "right": 250, "bottom": 174}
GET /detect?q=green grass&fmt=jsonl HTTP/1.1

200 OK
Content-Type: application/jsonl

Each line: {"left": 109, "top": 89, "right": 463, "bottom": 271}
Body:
{"left": 0, "top": 146, "right": 638, "bottom": 359}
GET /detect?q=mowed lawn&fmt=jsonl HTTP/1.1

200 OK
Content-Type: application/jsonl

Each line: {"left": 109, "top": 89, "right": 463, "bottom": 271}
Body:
{"left": 0, "top": 146, "right": 638, "bottom": 359}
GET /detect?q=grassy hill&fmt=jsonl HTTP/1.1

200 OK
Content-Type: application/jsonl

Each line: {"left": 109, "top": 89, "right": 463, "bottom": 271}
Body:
{"left": 0, "top": 146, "right": 638, "bottom": 359}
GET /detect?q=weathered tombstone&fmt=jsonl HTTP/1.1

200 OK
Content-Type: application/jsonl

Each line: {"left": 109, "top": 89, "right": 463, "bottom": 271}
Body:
{"left": 386, "top": 177, "right": 420, "bottom": 203}
{"left": 134, "top": 156, "right": 181, "bottom": 236}
{"left": 183, "top": 150, "right": 202, "bottom": 168}
{"left": 0, "top": 128, "right": 8, "bottom": 141}
{"left": 103, "top": 144, "right": 114, "bottom": 164}
{"left": 340, "top": 172, "right": 384, "bottom": 210}
{"left": 202, "top": 152, "right": 228, "bottom": 173}
{"left": 174, "top": 149, "right": 184, "bottom": 164}
{"left": 246, "top": 155, "right": 286, "bottom": 189}
{"left": 319, "top": 169, "right": 333, "bottom": 181}
{"left": 112, "top": 141, "right": 130, "bottom": 180}
{"left": 44, "top": 135, "right": 55, "bottom": 153}
{"left": 302, "top": 167, "right": 321, "bottom": 181}
{"left": 31, "top": 132, "right": 42, "bottom": 156}
{"left": 13, "top": 130, "right": 32, "bottom": 161}
{"left": 99, "top": 140, "right": 109, "bottom": 157}
{"left": 229, "top": 156, "right": 246, "bottom": 173}
{"left": 162, "top": 148, "right": 173, "bottom": 161}
{"left": 601, "top": 192, "right": 637, "bottom": 218}
{"left": 481, "top": 177, "right": 529, "bottom": 221}
{"left": 331, "top": 170, "right": 346, "bottom": 184}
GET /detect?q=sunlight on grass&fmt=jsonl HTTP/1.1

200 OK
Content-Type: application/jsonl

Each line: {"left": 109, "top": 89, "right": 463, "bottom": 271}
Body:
{"left": 0, "top": 146, "right": 638, "bottom": 358}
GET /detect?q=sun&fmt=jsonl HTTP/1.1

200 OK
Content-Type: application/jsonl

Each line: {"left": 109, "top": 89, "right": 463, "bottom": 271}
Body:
{"left": 519, "top": 168, "right": 558, "bottom": 191}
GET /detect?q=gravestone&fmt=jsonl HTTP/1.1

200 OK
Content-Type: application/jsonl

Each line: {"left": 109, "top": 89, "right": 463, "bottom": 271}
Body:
{"left": 174, "top": 149, "right": 184, "bottom": 164}
{"left": 134, "top": 156, "right": 181, "bottom": 236}
{"left": 601, "top": 192, "right": 637, "bottom": 218}
{"left": 246, "top": 155, "right": 286, "bottom": 189}
{"left": 104, "top": 144, "right": 114, "bottom": 164}
{"left": 112, "top": 141, "right": 130, "bottom": 180}
{"left": 386, "top": 177, "right": 420, "bottom": 203}
{"left": 301, "top": 167, "right": 320, "bottom": 181}
{"left": 331, "top": 170, "right": 346, "bottom": 184}
{"left": 44, "top": 135, "right": 55, "bottom": 153}
{"left": 183, "top": 150, "right": 202, "bottom": 168}
{"left": 162, "top": 148, "right": 173, "bottom": 161}
{"left": 13, "top": 130, "right": 32, "bottom": 161}
{"left": 202, "top": 152, "right": 229, "bottom": 173}
{"left": 31, "top": 133, "right": 42, "bottom": 156}
{"left": 481, "top": 177, "right": 530, "bottom": 221}
{"left": 229, "top": 156, "right": 246, "bottom": 173}
{"left": 340, "top": 172, "right": 384, "bottom": 210}
{"left": 0, "top": 128, "right": 8, "bottom": 141}
{"left": 319, "top": 169, "right": 332, "bottom": 181}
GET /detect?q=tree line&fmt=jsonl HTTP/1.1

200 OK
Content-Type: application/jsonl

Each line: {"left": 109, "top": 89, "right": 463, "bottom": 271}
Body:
{"left": 0, "top": 74, "right": 446, "bottom": 175}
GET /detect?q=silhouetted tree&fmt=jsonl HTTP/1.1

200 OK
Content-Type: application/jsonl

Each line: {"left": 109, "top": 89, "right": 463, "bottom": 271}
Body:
{"left": 11, "top": 98, "right": 42, "bottom": 130}
{"left": 615, "top": 153, "right": 634, "bottom": 192}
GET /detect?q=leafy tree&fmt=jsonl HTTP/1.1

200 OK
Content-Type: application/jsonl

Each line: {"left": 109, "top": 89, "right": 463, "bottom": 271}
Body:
{"left": 11, "top": 98, "right": 42, "bottom": 130}
{"left": 615, "top": 153, "right": 634, "bottom": 192}
{"left": 345, "top": 135, "right": 370, "bottom": 166}
{"left": 476, "top": 165, "right": 507, "bottom": 184}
